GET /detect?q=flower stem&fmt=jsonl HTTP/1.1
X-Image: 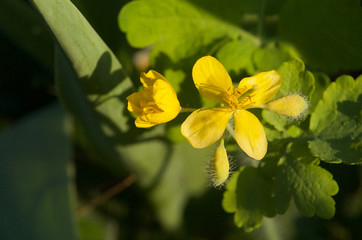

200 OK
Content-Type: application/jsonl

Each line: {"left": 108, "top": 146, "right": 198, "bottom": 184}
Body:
{"left": 261, "top": 217, "right": 281, "bottom": 240}
{"left": 180, "top": 107, "right": 197, "bottom": 112}
{"left": 76, "top": 174, "right": 136, "bottom": 217}
{"left": 257, "top": 0, "right": 267, "bottom": 46}
{"left": 226, "top": 123, "right": 235, "bottom": 139}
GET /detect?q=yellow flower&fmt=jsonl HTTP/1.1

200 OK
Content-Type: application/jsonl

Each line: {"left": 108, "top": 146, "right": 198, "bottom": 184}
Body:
{"left": 181, "top": 56, "right": 282, "bottom": 160}
{"left": 127, "top": 70, "right": 180, "bottom": 128}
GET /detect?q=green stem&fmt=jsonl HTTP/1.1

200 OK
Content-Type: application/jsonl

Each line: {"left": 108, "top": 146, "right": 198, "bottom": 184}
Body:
{"left": 180, "top": 107, "right": 197, "bottom": 113}
{"left": 207, "top": 38, "right": 230, "bottom": 56}
{"left": 262, "top": 218, "right": 281, "bottom": 240}
{"left": 237, "top": 26, "right": 261, "bottom": 47}
{"left": 257, "top": 0, "right": 267, "bottom": 46}
{"left": 226, "top": 123, "right": 235, "bottom": 139}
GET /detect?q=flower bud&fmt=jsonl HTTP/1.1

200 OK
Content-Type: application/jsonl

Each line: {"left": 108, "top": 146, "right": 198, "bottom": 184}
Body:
{"left": 266, "top": 94, "right": 309, "bottom": 119}
{"left": 209, "top": 138, "right": 230, "bottom": 187}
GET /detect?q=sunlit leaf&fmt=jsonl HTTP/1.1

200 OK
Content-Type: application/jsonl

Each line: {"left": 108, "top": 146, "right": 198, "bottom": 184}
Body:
{"left": 31, "top": 0, "right": 208, "bottom": 230}
{"left": 309, "top": 72, "right": 330, "bottom": 112}
{"left": 119, "top": 0, "right": 260, "bottom": 62}
{"left": 262, "top": 59, "right": 314, "bottom": 132}
{"left": 252, "top": 43, "right": 292, "bottom": 73}
{"left": 309, "top": 75, "right": 362, "bottom": 164}
{"left": 216, "top": 38, "right": 257, "bottom": 75}
{"left": 276, "top": 59, "right": 315, "bottom": 99}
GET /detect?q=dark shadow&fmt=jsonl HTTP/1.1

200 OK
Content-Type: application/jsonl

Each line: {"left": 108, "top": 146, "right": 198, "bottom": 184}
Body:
{"left": 294, "top": 161, "right": 362, "bottom": 240}
{"left": 59, "top": 48, "right": 175, "bottom": 188}
{"left": 79, "top": 51, "right": 133, "bottom": 95}
{"left": 337, "top": 94, "right": 362, "bottom": 121}
{"left": 151, "top": 52, "right": 201, "bottom": 108}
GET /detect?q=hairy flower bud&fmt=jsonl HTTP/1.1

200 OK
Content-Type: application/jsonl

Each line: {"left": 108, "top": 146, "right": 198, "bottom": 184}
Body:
{"left": 209, "top": 138, "right": 230, "bottom": 187}
{"left": 266, "top": 94, "right": 309, "bottom": 119}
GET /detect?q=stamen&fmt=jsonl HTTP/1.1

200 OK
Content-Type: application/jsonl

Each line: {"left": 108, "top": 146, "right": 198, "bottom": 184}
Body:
{"left": 237, "top": 84, "right": 258, "bottom": 105}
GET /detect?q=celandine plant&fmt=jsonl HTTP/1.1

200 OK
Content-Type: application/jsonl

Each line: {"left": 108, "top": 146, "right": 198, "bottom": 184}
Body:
{"left": 21, "top": 0, "right": 362, "bottom": 238}
{"left": 126, "top": 55, "right": 342, "bottom": 231}
{"left": 128, "top": 56, "right": 308, "bottom": 186}
{"left": 120, "top": 0, "right": 362, "bottom": 232}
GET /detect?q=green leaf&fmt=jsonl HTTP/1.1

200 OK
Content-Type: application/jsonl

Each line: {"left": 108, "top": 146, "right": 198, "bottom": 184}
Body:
{"left": 263, "top": 124, "right": 284, "bottom": 141}
{"left": 310, "top": 72, "right": 331, "bottom": 112}
{"left": 308, "top": 138, "right": 362, "bottom": 164}
{"left": 164, "top": 68, "right": 186, "bottom": 94}
{"left": 119, "top": 0, "right": 260, "bottom": 62}
{"left": 309, "top": 75, "right": 362, "bottom": 164}
{"left": 252, "top": 43, "right": 292, "bottom": 73}
{"left": 276, "top": 59, "right": 315, "bottom": 99}
{"left": 31, "top": 0, "right": 136, "bottom": 170}
{"left": 279, "top": 0, "right": 362, "bottom": 73}
{"left": 30, "top": 0, "right": 133, "bottom": 141}
{"left": 222, "top": 166, "right": 276, "bottom": 232}
{"left": 77, "top": 212, "right": 112, "bottom": 240}
{"left": 0, "top": 103, "right": 76, "bottom": 240}
{"left": 262, "top": 59, "right": 314, "bottom": 132}
{"left": 274, "top": 155, "right": 339, "bottom": 219}
{"left": 216, "top": 38, "right": 258, "bottom": 75}
{"left": 121, "top": 138, "right": 209, "bottom": 229}
{"left": 262, "top": 110, "right": 288, "bottom": 132}
{"left": 31, "top": 0, "right": 207, "bottom": 230}
{"left": 310, "top": 75, "right": 362, "bottom": 135}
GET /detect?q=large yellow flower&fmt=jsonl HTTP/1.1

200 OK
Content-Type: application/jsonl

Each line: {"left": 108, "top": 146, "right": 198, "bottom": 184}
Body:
{"left": 127, "top": 70, "right": 180, "bottom": 128}
{"left": 181, "top": 56, "right": 281, "bottom": 160}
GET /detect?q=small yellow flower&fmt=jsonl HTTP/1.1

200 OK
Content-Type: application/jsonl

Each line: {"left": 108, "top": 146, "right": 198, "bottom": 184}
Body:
{"left": 127, "top": 70, "right": 180, "bottom": 128}
{"left": 181, "top": 56, "right": 282, "bottom": 160}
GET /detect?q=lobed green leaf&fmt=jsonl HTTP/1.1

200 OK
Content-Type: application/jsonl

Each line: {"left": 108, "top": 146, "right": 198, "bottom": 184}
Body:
{"left": 262, "top": 59, "right": 314, "bottom": 132}
{"left": 276, "top": 59, "right": 315, "bottom": 99}
{"left": 274, "top": 154, "right": 339, "bottom": 219}
{"left": 119, "top": 0, "right": 260, "bottom": 62}
{"left": 222, "top": 166, "right": 276, "bottom": 232}
{"left": 216, "top": 38, "right": 257, "bottom": 76}
{"left": 252, "top": 43, "right": 292, "bottom": 73}
{"left": 309, "top": 75, "right": 362, "bottom": 164}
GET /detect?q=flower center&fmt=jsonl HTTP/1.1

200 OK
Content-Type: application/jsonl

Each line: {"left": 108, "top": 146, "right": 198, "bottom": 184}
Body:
{"left": 226, "top": 85, "right": 258, "bottom": 110}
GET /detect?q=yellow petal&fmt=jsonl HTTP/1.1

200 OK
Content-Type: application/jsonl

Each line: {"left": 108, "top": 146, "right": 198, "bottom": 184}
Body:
{"left": 266, "top": 94, "right": 309, "bottom": 119}
{"left": 209, "top": 138, "right": 230, "bottom": 187}
{"left": 135, "top": 118, "right": 157, "bottom": 128}
{"left": 181, "top": 107, "right": 233, "bottom": 148}
{"left": 140, "top": 70, "right": 167, "bottom": 88}
{"left": 192, "top": 56, "right": 234, "bottom": 103}
{"left": 126, "top": 92, "right": 146, "bottom": 116}
{"left": 133, "top": 82, "right": 180, "bottom": 127}
{"left": 238, "top": 70, "right": 281, "bottom": 107}
{"left": 234, "top": 110, "right": 267, "bottom": 160}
